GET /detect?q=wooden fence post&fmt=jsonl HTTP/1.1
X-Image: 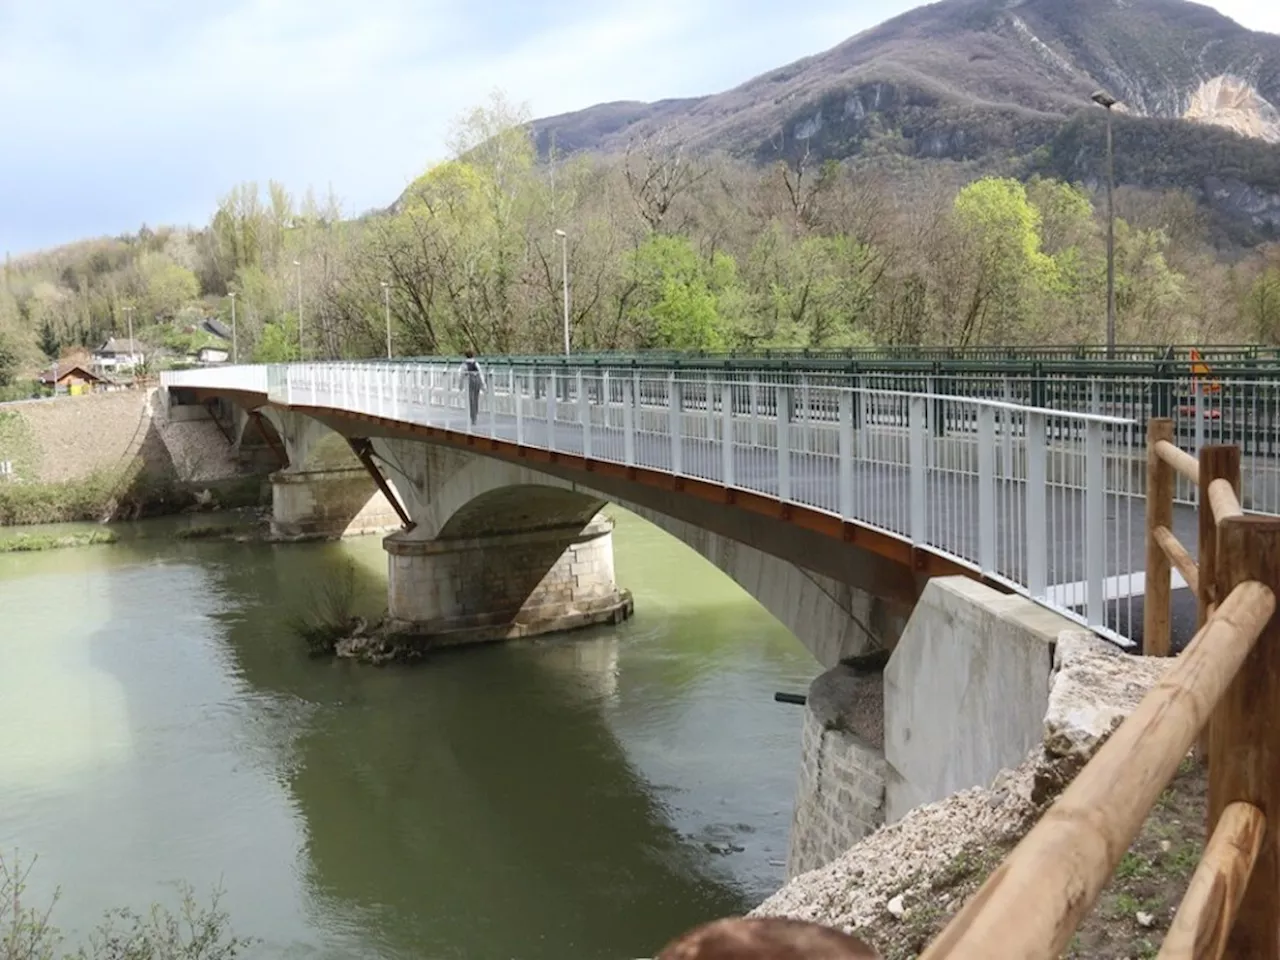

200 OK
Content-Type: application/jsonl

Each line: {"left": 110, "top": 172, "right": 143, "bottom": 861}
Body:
{"left": 1211, "top": 515, "right": 1280, "bottom": 958}
{"left": 1199, "top": 446, "right": 1243, "bottom": 628}
{"left": 1196, "top": 446, "right": 1242, "bottom": 760}
{"left": 1145, "top": 418, "right": 1175, "bottom": 657}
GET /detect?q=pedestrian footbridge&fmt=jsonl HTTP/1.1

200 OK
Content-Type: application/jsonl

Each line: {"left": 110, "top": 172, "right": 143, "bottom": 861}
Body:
{"left": 160, "top": 356, "right": 1243, "bottom": 655}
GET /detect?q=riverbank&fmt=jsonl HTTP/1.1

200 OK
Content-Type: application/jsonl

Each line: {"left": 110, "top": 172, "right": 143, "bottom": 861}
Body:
{"left": 752, "top": 634, "right": 1197, "bottom": 959}
{"left": 0, "top": 528, "right": 119, "bottom": 552}
{"left": 0, "top": 388, "right": 268, "bottom": 527}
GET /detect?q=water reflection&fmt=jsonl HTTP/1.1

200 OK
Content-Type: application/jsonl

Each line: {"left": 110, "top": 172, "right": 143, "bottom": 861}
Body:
{"left": 0, "top": 510, "right": 818, "bottom": 960}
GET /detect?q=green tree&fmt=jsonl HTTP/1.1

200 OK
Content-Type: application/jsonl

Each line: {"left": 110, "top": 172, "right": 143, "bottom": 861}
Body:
{"left": 625, "top": 235, "right": 741, "bottom": 350}
{"left": 253, "top": 321, "right": 298, "bottom": 363}
{"left": 137, "top": 253, "right": 199, "bottom": 321}
{"left": 950, "top": 177, "right": 1059, "bottom": 345}
{"left": 1245, "top": 267, "right": 1280, "bottom": 342}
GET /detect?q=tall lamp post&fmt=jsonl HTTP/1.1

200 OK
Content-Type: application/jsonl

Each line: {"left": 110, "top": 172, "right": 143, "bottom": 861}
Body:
{"left": 293, "top": 259, "right": 304, "bottom": 360}
{"left": 1092, "top": 89, "right": 1118, "bottom": 358}
{"left": 554, "top": 228, "right": 570, "bottom": 356}
{"left": 381, "top": 281, "right": 392, "bottom": 358}
{"left": 123, "top": 305, "right": 136, "bottom": 374}
{"left": 228, "top": 291, "right": 238, "bottom": 363}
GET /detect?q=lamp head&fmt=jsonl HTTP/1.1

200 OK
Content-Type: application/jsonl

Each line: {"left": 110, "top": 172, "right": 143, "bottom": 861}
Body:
{"left": 1091, "top": 90, "right": 1118, "bottom": 109}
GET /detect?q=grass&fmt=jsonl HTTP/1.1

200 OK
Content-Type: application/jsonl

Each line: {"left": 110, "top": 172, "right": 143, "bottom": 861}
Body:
{"left": 0, "top": 468, "right": 192, "bottom": 527}
{"left": 287, "top": 560, "right": 361, "bottom": 657}
{"left": 0, "top": 529, "right": 118, "bottom": 553}
{"left": 0, "top": 410, "right": 40, "bottom": 481}
{"left": 865, "top": 758, "right": 1207, "bottom": 959}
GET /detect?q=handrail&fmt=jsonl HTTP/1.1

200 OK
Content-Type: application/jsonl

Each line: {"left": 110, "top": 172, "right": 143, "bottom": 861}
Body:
{"left": 919, "top": 580, "right": 1274, "bottom": 958}
{"left": 918, "top": 421, "right": 1280, "bottom": 958}
{"left": 1210, "top": 479, "right": 1243, "bottom": 522}
{"left": 1157, "top": 800, "right": 1265, "bottom": 959}
{"left": 1154, "top": 525, "right": 1199, "bottom": 595}
{"left": 1155, "top": 438, "right": 1201, "bottom": 485}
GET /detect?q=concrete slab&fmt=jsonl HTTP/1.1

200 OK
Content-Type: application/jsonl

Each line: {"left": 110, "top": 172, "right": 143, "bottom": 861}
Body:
{"left": 882, "top": 576, "right": 1076, "bottom": 823}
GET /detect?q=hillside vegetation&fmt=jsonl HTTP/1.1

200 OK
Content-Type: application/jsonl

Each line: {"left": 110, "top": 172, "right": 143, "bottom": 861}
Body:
{"left": 4, "top": 92, "right": 1280, "bottom": 380}
{"left": 532, "top": 0, "right": 1280, "bottom": 241}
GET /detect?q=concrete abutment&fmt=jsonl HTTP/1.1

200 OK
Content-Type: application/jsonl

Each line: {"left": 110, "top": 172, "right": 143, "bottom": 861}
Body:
{"left": 383, "top": 512, "right": 634, "bottom": 647}
{"left": 784, "top": 576, "right": 1081, "bottom": 880}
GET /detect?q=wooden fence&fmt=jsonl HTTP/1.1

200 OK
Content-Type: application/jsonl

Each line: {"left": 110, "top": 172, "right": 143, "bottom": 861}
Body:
{"left": 912, "top": 418, "right": 1280, "bottom": 958}
{"left": 660, "top": 419, "right": 1280, "bottom": 960}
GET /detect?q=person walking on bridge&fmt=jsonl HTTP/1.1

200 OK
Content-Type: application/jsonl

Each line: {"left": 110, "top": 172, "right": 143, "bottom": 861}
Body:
{"left": 457, "top": 349, "right": 487, "bottom": 426}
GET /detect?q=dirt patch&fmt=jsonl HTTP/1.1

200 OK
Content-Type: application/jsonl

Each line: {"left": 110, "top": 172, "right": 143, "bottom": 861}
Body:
{"left": 857, "top": 758, "right": 1206, "bottom": 960}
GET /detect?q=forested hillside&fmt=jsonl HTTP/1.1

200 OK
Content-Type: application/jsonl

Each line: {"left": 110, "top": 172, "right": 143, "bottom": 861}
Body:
{"left": 3, "top": 94, "right": 1280, "bottom": 391}
{"left": 532, "top": 0, "right": 1280, "bottom": 240}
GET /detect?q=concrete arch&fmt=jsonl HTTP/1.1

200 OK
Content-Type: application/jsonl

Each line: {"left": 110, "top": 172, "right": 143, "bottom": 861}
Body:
{"left": 370, "top": 438, "right": 898, "bottom": 667}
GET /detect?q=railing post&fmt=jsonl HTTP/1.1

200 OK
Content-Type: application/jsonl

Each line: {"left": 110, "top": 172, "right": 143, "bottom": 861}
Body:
{"left": 705, "top": 370, "right": 715, "bottom": 443}
{"left": 749, "top": 373, "right": 760, "bottom": 446}
{"left": 854, "top": 377, "right": 867, "bottom": 461}
{"left": 721, "top": 381, "right": 734, "bottom": 488}
{"left": 978, "top": 406, "right": 996, "bottom": 573}
{"left": 1210, "top": 514, "right": 1280, "bottom": 959}
{"left": 1194, "top": 444, "right": 1243, "bottom": 761}
{"left": 1145, "top": 418, "right": 1175, "bottom": 657}
{"left": 777, "top": 385, "right": 792, "bottom": 502}
{"left": 669, "top": 373, "right": 683, "bottom": 476}
{"left": 1025, "top": 411, "right": 1047, "bottom": 598}
{"left": 515, "top": 367, "right": 525, "bottom": 445}
{"left": 546, "top": 370, "right": 558, "bottom": 452}
{"left": 838, "top": 390, "right": 854, "bottom": 519}
{"left": 578, "top": 369, "right": 591, "bottom": 459}
{"left": 1198, "top": 446, "right": 1242, "bottom": 628}
{"left": 909, "top": 395, "right": 927, "bottom": 542}
{"left": 1086, "top": 420, "right": 1106, "bottom": 629}
{"left": 624, "top": 377, "right": 636, "bottom": 467}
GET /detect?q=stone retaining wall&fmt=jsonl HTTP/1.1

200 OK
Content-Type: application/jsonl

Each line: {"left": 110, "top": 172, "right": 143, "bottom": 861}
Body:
{"left": 787, "top": 663, "right": 886, "bottom": 879}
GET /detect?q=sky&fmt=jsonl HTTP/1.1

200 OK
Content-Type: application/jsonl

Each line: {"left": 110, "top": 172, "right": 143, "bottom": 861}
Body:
{"left": 1, "top": 0, "right": 1278, "bottom": 257}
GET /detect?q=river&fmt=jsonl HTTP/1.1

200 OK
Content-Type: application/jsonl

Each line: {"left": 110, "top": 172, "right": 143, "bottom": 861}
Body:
{"left": 0, "top": 508, "right": 819, "bottom": 960}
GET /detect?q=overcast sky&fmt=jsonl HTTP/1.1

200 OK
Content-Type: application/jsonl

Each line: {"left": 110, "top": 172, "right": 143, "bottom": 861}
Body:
{"left": 1, "top": 0, "right": 1277, "bottom": 256}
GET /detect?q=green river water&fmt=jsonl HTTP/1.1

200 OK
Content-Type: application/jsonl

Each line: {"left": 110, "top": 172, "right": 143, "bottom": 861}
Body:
{"left": 0, "top": 509, "right": 819, "bottom": 960}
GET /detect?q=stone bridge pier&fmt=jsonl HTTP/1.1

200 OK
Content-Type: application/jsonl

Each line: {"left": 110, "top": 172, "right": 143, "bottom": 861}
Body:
{"left": 258, "top": 409, "right": 402, "bottom": 542}
{"left": 371, "top": 439, "right": 634, "bottom": 647}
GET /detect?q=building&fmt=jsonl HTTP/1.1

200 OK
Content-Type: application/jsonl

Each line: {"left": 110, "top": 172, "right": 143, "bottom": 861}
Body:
{"left": 196, "top": 345, "right": 230, "bottom": 364}
{"left": 37, "top": 363, "right": 115, "bottom": 395}
{"left": 92, "top": 337, "right": 147, "bottom": 371}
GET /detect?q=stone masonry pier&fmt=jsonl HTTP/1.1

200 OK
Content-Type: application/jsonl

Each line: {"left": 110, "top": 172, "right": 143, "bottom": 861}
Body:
{"left": 383, "top": 512, "right": 633, "bottom": 647}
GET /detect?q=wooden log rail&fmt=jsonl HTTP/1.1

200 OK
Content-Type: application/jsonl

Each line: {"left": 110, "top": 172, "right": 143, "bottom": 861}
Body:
{"left": 912, "top": 421, "right": 1280, "bottom": 959}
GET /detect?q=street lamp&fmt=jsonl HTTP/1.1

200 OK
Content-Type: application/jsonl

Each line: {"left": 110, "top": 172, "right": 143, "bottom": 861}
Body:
{"left": 228, "top": 291, "right": 238, "bottom": 364}
{"left": 293, "top": 259, "right": 303, "bottom": 360}
{"left": 122, "top": 305, "right": 135, "bottom": 374}
{"left": 1092, "top": 89, "right": 1118, "bottom": 358}
{"left": 381, "top": 281, "right": 392, "bottom": 359}
{"left": 554, "top": 228, "right": 569, "bottom": 356}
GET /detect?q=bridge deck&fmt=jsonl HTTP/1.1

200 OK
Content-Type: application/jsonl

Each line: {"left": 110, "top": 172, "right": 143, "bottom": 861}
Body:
{"left": 168, "top": 363, "right": 1216, "bottom": 647}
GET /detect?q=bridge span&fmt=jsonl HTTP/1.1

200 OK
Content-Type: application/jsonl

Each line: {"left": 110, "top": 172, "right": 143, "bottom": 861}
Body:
{"left": 160, "top": 358, "right": 1221, "bottom": 650}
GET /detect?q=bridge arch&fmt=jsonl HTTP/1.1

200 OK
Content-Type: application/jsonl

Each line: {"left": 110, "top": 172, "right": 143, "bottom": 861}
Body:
{"left": 370, "top": 438, "right": 903, "bottom": 666}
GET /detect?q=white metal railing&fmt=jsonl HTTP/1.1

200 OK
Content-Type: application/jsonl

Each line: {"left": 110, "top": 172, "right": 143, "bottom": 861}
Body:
{"left": 163, "top": 361, "right": 1145, "bottom": 644}
{"left": 162, "top": 365, "right": 269, "bottom": 395}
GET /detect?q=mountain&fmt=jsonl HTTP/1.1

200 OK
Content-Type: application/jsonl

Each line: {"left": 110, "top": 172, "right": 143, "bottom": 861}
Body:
{"left": 530, "top": 0, "right": 1280, "bottom": 237}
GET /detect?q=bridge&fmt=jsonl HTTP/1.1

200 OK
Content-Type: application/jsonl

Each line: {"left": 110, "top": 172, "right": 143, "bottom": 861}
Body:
{"left": 161, "top": 350, "right": 1280, "bottom": 656}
